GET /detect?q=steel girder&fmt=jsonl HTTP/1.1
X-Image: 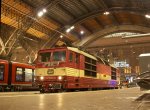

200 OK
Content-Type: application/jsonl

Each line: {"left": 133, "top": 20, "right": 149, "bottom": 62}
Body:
{"left": 71, "top": 7, "right": 150, "bottom": 25}
{"left": 73, "top": 25, "right": 150, "bottom": 48}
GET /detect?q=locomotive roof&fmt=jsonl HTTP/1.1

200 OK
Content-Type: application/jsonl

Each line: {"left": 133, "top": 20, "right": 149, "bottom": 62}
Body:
{"left": 38, "top": 47, "right": 96, "bottom": 60}
{"left": 67, "top": 47, "right": 97, "bottom": 60}
{"left": 38, "top": 47, "right": 114, "bottom": 66}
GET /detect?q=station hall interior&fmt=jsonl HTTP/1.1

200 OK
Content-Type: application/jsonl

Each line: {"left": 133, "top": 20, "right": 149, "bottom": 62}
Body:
{"left": 1, "top": 1, "right": 150, "bottom": 110}
{"left": 1, "top": 0, "right": 150, "bottom": 83}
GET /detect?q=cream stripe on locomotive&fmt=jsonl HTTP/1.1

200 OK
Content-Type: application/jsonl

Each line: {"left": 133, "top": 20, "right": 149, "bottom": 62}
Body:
{"left": 35, "top": 67, "right": 117, "bottom": 81}
{"left": 35, "top": 67, "right": 82, "bottom": 76}
{"left": 35, "top": 68, "right": 66, "bottom": 76}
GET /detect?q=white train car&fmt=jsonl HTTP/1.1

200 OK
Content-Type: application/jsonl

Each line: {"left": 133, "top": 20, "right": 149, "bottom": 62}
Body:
{"left": 136, "top": 53, "right": 150, "bottom": 90}
{"left": 139, "top": 53, "right": 150, "bottom": 73}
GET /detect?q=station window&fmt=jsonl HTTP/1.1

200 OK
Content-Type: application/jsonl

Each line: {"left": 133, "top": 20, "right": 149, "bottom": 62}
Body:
{"left": 16, "top": 67, "right": 33, "bottom": 82}
{"left": 0, "top": 64, "right": 4, "bottom": 81}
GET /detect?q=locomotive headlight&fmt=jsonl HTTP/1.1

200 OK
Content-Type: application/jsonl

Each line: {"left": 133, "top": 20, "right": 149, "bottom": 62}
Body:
{"left": 40, "top": 76, "right": 44, "bottom": 80}
{"left": 58, "top": 76, "right": 62, "bottom": 80}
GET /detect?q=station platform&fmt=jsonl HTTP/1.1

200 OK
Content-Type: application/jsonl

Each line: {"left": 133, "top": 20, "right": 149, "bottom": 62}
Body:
{"left": 0, "top": 87, "right": 149, "bottom": 110}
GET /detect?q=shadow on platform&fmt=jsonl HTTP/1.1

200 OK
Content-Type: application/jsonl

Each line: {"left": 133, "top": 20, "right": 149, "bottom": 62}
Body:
{"left": 135, "top": 93, "right": 150, "bottom": 101}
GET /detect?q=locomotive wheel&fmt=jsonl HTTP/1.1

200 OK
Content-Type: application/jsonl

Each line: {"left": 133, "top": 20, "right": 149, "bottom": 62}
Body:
{"left": 40, "top": 89, "right": 45, "bottom": 93}
{"left": 0, "top": 86, "right": 4, "bottom": 92}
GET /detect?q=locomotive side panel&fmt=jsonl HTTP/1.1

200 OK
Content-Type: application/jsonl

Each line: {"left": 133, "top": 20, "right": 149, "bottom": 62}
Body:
{"left": 97, "top": 64, "right": 111, "bottom": 80}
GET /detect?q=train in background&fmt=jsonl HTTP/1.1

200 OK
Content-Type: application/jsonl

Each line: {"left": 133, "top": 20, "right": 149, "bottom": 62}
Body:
{"left": 139, "top": 53, "right": 150, "bottom": 73}
{"left": 35, "top": 47, "right": 120, "bottom": 93}
{"left": 0, "top": 59, "right": 35, "bottom": 91}
{"left": 136, "top": 53, "right": 150, "bottom": 90}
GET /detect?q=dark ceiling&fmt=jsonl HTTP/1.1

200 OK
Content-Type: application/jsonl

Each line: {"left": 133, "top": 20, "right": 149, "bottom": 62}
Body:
{"left": 1, "top": 0, "right": 150, "bottom": 65}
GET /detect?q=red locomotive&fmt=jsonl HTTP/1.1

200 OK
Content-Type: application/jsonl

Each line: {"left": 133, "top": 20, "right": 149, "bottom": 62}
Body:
{"left": 0, "top": 59, "right": 35, "bottom": 91}
{"left": 35, "top": 47, "right": 120, "bottom": 93}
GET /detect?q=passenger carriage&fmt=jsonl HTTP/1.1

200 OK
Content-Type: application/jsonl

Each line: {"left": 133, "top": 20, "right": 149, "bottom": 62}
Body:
{"left": 0, "top": 59, "right": 35, "bottom": 91}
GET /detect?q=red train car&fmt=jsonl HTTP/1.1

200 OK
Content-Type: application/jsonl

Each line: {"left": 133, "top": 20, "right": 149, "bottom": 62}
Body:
{"left": 0, "top": 59, "right": 35, "bottom": 91}
{"left": 35, "top": 47, "right": 120, "bottom": 93}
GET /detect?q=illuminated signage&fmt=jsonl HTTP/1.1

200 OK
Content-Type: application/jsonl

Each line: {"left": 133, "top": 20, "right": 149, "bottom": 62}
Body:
{"left": 114, "top": 61, "right": 129, "bottom": 67}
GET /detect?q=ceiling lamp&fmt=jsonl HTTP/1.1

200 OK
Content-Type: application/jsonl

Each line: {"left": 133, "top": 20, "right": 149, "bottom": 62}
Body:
{"left": 43, "top": 8, "right": 47, "bottom": 13}
{"left": 37, "top": 8, "right": 47, "bottom": 17}
{"left": 145, "top": 14, "right": 150, "bottom": 18}
{"left": 37, "top": 11, "right": 44, "bottom": 17}
{"left": 80, "top": 30, "right": 84, "bottom": 35}
{"left": 139, "top": 53, "right": 150, "bottom": 57}
{"left": 70, "top": 26, "right": 75, "bottom": 30}
{"left": 66, "top": 28, "right": 71, "bottom": 33}
{"left": 65, "top": 26, "right": 75, "bottom": 33}
{"left": 103, "top": 11, "right": 110, "bottom": 15}
{"left": 60, "top": 35, "right": 63, "bottom": 38}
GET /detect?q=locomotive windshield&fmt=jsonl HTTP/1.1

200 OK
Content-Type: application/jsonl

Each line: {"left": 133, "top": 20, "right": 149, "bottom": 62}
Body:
{"left": 0, "top": 64, "right": 4, "bottom": 80}
{"left": 53, "top": 51, "right": 66, "bottom": 61}
{"left": 38, "top": 52, "right": 51, "bottom": 62}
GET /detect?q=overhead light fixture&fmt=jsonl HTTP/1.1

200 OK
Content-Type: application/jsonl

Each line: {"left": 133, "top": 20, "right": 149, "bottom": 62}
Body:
{"left": 37, "top": 11, "right": 44, "bottom": 17}
{"left": 145, "top": 14, "right": 150, "bottom": 18}
{"left": 104, "top": 11, "right": 110, "bottom": 15}
{"left": 139, "top": 53, "right": 150, "bottom": 57}
{"left": 122, "top": 33, "right": 150, "bottom": 39}
{"left": 37, "top": 8, "right": 47, "bottom": 17}
{"left": 43, "top": 8, "right": 47, "bottom": 13}
{"left": 66, "top": 28, "right": 71, "bottom": 33}
{"left": 66, "top": 26, "right": 75, "bottom": 33}
{"left": 60, "top": 35, "right": 63, "bottom": 38}
{"left": 133, "top": 52, "right": 135, "bottom": 54}
{"left": 70, "top": 26, "right": 75, "bottom": 30}
{"left": 80, "top": 30, "right": 84, "bottom": 35}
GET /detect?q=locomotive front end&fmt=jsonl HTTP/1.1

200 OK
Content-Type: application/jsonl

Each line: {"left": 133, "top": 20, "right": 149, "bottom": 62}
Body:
{"left": 35, "top": 67, "right": 67, "bottom": 92}
{"left": 35, "top": 48, "right": 67, "bottom": 93}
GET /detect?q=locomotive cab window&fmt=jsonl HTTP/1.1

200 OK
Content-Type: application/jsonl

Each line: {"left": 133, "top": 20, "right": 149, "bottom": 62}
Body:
{"left": 53, "top": 51, "right": 66, "bottom": 61}
{"left": 0, "top": 64, "right": 4, "bottom": 81}
{"left": 38, "top": 52, "right": 51, "bottom": 62}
